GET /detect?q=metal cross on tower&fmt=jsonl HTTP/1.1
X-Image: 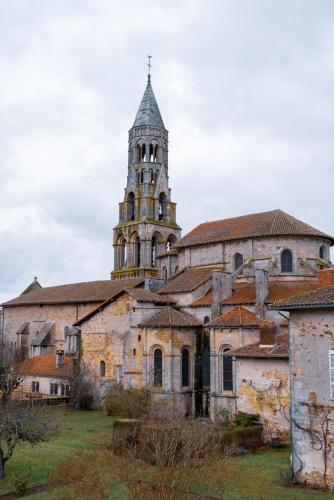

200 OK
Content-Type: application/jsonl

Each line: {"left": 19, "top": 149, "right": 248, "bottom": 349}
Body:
{"left": 147, "top": 55, "right": 152, "bottom": 81}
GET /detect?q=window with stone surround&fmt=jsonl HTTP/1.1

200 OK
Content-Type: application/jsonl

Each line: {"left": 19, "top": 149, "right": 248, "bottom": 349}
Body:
{"left": 281, "top": 249, "right": 293, "bottom": 273}
{"left": 32, "top": 381, "right": 39, "bottom": 393}
{"left": 181, "top": 348, "right": 190, "bottom": 388}
{"left": 234, "top": 253, "right": 243, "bottom": 273}
{"left": 153, "top": 348, "right": 163, "bottom": 387}
{"left": 223, "top": 347, "right": 233, "bottom": 391}
{"left": 100, "top": 360, "right": 106, "bottom": 378}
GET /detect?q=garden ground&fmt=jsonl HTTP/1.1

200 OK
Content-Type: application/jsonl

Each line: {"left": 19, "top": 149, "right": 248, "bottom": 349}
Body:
{"left": 0, "top": 407, "right": 331, "bottom": 499}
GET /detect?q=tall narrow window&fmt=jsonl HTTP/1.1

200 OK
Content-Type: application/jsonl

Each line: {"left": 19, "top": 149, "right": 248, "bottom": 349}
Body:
{"left": 182, "top": 349, "right": 190, "bottom": 387}
{"left": 223, "top": 348, "right": 233, "bottom": 391}
{"left": 120, "top": 238, "right": 127, "bottom": 268}
{"left": 159, "top": 193, "right": 168, "bottom": 221}
{"left": 134, "top": 235, "right": 140, "bottom": 267}
{"left": 127, "top": 192, "right": 135, "bottom": 221}
{"left": 202, "top": 346, "right": 210, "bottom": 387}
{"left": 151, "top": 235, "right": 157, "bottom": 267}
{"left": 329, "top": 350, "right": 334, "bottom": 399}
{"left": 141, "top": 144, "right": 146, "bottom": 161}
{"left": 234, "top": 253, "right": 243, "bottom": 272}
{"left": 281, "top": 249, "right": 293, "bottom": 273}
{"left": 203, "top": 316, "right": 210, "bottom": 325}
{"left": 153, "top": 348, "right": 163, "bottom": 387}
{"left": 100, "top": 360, "right": 106, "bottom": 377}
{"left": 162, "top": 266, "right": 167, "bottom": 279}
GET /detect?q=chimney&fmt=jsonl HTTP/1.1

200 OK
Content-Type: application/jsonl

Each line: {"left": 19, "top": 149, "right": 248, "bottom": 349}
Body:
{"left": 259, "top": 321, "right": 276, "bottom": 346}
{"left": 317, "top": 269, "right": 334, "bottom": 288}
{"left": 255, "top": 268, "right": 269, "bottom": 319}
{"left": 56, "top": 350, "right": 64, "bottom": 368}
{"left": 211, "top": 270, "right": 233, "bottom": 319}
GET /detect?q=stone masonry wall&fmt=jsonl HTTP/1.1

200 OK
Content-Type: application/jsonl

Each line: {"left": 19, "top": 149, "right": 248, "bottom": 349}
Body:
{"left": 289, "top": 309, "right": 334, "bottom": 488}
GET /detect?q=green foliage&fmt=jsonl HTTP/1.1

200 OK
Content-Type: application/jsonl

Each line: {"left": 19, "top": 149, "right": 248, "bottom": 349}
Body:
{"left": 215, "top": 407, "right": 231, "bottom": 426}
{"left": 77, "top": 394, "right": 94, "bottom": 411}
{"left": 103, "top": 386, "right": 151, "bottom": 419}
{"left": 222, "top": 426, "right": 263, "bottom": 451}
{"left": 233, "top": 411, "right": 260, "bottom": 427}
{"left": 11, "top": 472, "right": 27, "bottom": 497}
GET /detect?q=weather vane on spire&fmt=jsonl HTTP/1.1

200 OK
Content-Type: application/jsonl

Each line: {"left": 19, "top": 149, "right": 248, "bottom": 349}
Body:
{"left": 147, "top": 55, "right": 152, "bottom": 81}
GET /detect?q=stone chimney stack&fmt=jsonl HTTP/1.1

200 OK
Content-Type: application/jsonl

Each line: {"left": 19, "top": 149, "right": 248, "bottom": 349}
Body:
{"left": 255, "top": 268, "right": 269, "bottom": 319}
{"left": 211, "top": 270, "right": 233, "bottom": 319}
{"left": 259, "top": 322, "right": 276, "bottom": 346}
{"left": 317, "top": 269, "right": 334, "bottom": 288}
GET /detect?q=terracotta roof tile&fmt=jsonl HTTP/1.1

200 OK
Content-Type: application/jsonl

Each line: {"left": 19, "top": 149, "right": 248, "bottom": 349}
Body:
{"left": 2, "top": 278, "right": 145, "bottom": 307}
{"left": 207, "top": 306, "right": 264, "bottom": 328}
{"left": 227, "top": 333, "right": 288, "bottom": 358}
{"left": 19, "top": 355, "right": 73, "bottom": 378}
{"left": 158, "top": 266, "right": 222, "bottom": 294}
{"left": 139, "top": 306, "right": 202, "bottom": 328}
{"left": 125, "top": 288, "right": 175, "bottom": 304}
{"left": 191, "top": 280, "right": 317, "bottom": 307}
{"left": 175, "top": 209, "right": 333, "bottom": 249}
{"left": 270, "top": 284, "right": 334, "bottom": 309}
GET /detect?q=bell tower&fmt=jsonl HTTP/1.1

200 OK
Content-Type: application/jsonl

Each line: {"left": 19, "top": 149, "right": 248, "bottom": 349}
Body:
{"left": 112, "top": 71, "right": 181, "bottom": 279}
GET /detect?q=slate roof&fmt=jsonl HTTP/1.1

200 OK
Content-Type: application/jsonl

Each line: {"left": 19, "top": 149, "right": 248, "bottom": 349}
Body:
{"left": 19, "top": 355, "right": 73, "bottom": 378}
{"left": 2, "top": 278, "right": 145, "bottom": 307}
{"left": 270, "top": 284, "right": 334, "bottom": 310}
{"left": 158, "top": 266, "right": 221, "bottom": 294}
{"left": 30, "top": 323, "right": 54, "bottom": 346}
{"left": 133, "top": 78, "right": 165, "bottom": 128}
{"left": 227, "top": 333, "right": 289, "bottom": 358}
{"left": 139, "top": 306, "right": 202, "bottom": 328}
{"left": 174, "top": 209, "right": 333, "bottom": 249}
{"left": 191, "top": 280, "right": 317, "bottom": 307}
{"left": 207, "top": 306, "right": 264, "bottom": 328}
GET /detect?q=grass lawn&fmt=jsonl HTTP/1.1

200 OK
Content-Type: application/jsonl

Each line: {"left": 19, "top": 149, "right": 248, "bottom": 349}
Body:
{"left": 0, "top": 407, "right": 331, "bottom": 499}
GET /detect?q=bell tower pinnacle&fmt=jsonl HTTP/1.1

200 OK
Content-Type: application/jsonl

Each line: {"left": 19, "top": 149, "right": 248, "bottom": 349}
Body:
{"left": 112, "top": 66, "right": 181, "bottom": 280}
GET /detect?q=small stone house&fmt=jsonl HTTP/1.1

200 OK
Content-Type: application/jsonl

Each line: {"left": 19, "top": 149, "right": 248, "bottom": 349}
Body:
{"left": 226, "top": 333, "right": 289, "bottom": 442}
{"left": 271, "top": 269, "right": 334, "bottom": 488}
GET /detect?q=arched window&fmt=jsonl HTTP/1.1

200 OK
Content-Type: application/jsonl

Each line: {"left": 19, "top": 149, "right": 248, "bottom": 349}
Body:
{"left": 140, "top": 170, "right": 144, "bottom": 183}
{"left": 127, "top": 192, "right": 135, "bottom": 221}
{"left": 99, "top": 360, "right": 106, "bottom": 377}
{"left": 234, "top": 253, "right": 243, "bottom": 271}
{"left": 136, "top": 145, "right": 141, "bottom": 162}
{"left": 153, "top": 348, "right": 162, "bottom": 387}
{"left": 133, "top": 234, "right": 140, "bottom": 267}
{"left": 203, "top": 316, "right": 210, "bottom": 325}
{"left": 159, "top": 192, "right": 168, "bottom": 221}
{"left": 181, "top": 348, "right": 190, "bottom": 387}
{"left": 281, "top": 249, "right": 293, "bottom": 273}
{"left": 166, "top": 235, "right": 176, "bottom": 251}
{"left": 151, "top": 233, "right": 160, "bottom": 267}
{"left": 222, "top": 347, "right": 233, "bottom": 391}
{"left": 319, "top": 245, "right": 326, "bottom": 260}
{"left": 141, "top": 144, "right": 146, "bottom": 161}
{"left": 202, "top": 346, "right": 210, "bottom": 387}
{"left": 150, "top": 169, "right": 154, "bottom": 183}
{"left": 119, "top": 238, "right": 127, "bottom": 268}
{"left": 162, "top": 266, "right": 167, "bottom": 279}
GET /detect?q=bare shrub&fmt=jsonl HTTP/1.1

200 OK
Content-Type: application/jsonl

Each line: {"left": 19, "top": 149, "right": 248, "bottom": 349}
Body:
{"left": 103, "top": 385, "right": 151, "bottom": 419}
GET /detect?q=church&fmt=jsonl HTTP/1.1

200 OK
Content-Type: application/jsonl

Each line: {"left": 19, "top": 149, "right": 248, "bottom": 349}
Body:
{"left": 2, "top": 73, "right": 334, "bottom": 437}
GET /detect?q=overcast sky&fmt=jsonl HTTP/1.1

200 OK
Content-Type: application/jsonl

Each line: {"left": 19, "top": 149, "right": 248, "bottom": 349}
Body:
{"left": 1, "top": 0, "right": 334, "bottom": 302}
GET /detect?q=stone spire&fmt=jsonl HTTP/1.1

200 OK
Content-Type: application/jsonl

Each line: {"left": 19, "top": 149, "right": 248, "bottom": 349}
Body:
{"left": 133, "top": 78, "right": 165, "bottom": 129}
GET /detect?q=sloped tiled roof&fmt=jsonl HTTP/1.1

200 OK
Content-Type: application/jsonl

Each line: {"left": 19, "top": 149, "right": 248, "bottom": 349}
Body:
{"left": 227, "top": 333, "right": 288, "bottom": 358}
{"left": 158, "top": 267, "right": 221, "bottom": 294}
{"left": 19, "top": 355, "right": 73, "bottom": 378}
{"left": 2, "top": 278, "right": 145, "bottom": 307}
{"left": 191, "top": 280, "right": 317, "bottom": 307}
{"left": 125, "top": 288, "right": 174, "bottom": 304}
{"left": 156, "top": 248, "right": 178, "bottom": 258}
{"left": 139, "top": 306, "right": 202, "bottom": 328}
{"left": 270, "top": 284, "right": 334, "bottom": 310}
{"left": 31, "top": 323, "right": 54, "bottom": 346}
{"left": 207, "top": 306, "right": 264, "bottom": 328}
{"left": 74, "top": 287, "right": 174, "bottom": 327}
{"left": 175, "top": 210, "right": 333, "bottom": 249}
